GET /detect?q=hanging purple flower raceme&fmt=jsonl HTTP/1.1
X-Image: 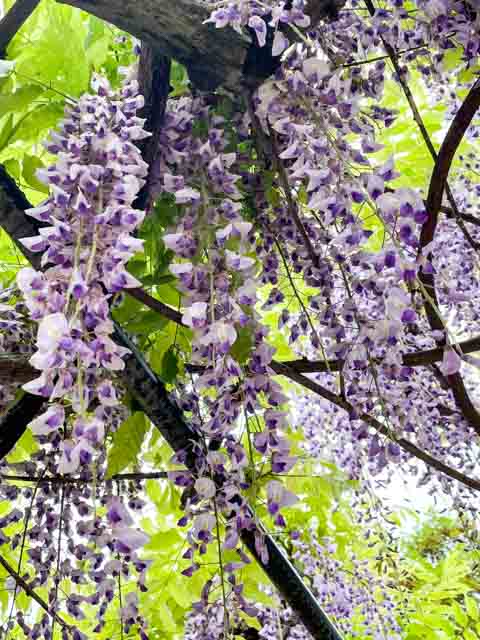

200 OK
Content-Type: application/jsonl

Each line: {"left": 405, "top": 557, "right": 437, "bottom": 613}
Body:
{"left": 204, "top": 0, "right": 310, "bottom": 55}
{"left": 0, "top": 71, "right": 153, "bottom": 638}
{"left": 153, "top": 94, "right": 300, "bottom": 621}
{"left": 0, "top": 451, "right": 151, "bottom": 638}
{"left": 243, "top": 24, "right": 480, "bottom": 497}
{"left": 292, "top": 532, "right": 402, "bottom": 639}
{"left": 17, "top": 72, "right": 149, "bottom": 473}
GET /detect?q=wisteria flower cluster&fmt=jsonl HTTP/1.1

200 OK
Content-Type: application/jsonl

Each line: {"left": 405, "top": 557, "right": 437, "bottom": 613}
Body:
{"left": 237, "top": 6, "right": 480, "bottom": 496}
{"left": 0, "top": 451, "right": 151, "bottom": 638}
{"left": 0, "top": 0, "right": 479, "bottom": 638}
{"left": 17, "top": 72, "right": 148, "bottom": 475}
{"left": 154, "top": 95, "right": 299, "bottom": 595}
{"left": 0, "top": 71, "right": 153, "bottom": 638}
{"left": 293, "top": 534, "right": 402, "bottom": 639}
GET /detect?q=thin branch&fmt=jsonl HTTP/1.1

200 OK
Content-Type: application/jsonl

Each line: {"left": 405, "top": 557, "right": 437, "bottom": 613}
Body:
{"left": 127, "top": 286, "right": 182, "bottom": 324}
{"left": 270, "top": 361, "right": 480, "bottom": 493}
{"left": 4, "top": 329, "right": 480, "bottom": 382}
{"left": 421, "top": 78, "right": 480, "bottom": 252}
{"left": 364, "top": 0, "right": 480, "bottom": 251}
{"left": 266, "top": 334, "right": 480, "bottom": 373}
{"left": 440, "top": 205, "right": 480, "bottom": 227}
{"left": 245, "top": 90, "right": 321, "bottom": 269}
{"left": 51, "top": 482, "right": 65, "bottom": 640}
{"left": 0, "top": 553, "right": 72, "bottom": 632}
{"left": 340, "top": 42, "right": 430, "bottom": 69}
{"left": 0, "top": 471, "right": 169, "bottom": 483}
{"left": 110, "top": 286, "right": 480, "bottom": 490}
{"left": 418, "top": 77, "right": 480, "bottom": 436}
{"left": 4, "top": 470, "right": 46, "bottom": 636}
{"left": 185, "top": 345, "right": 480, "bottom": 491}
{"left": 0, "top": 0, "right": 40, "bottom": 57}
{"left": 270, "top": 129, "right": 321, "bottom": 269}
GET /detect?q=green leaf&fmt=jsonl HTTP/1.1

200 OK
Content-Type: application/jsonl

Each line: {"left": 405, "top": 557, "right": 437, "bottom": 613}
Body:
{"left": 106, "top": 412, "right": 149, "bottom": 478}
{"left": 230, "top": 325, "right": 253, "bottom": 364}
{"left": 0, "top": 85, "right": 43, "bottom": 114}
{"left": 0, "top": 115, "right": 14, "bottom": 151}
{"left": 84, "top": 17, "right": 111, "bottom": 69}
{"left": 146, "top": 528, "right": 183, "bottom": 554}
{"left": 151, "top": 192, "right": 182, "bottom": 229}
{"left": 125, "top": 309, "right": 169, "bottom": 335}
{"left": 6, "top": 424, "right": 38, "bottom": 463}
{"left": 168, "top": 576, "right": 192, "bottom": 609}
{"left": 10, "top": 103, "right": 64, "bottom": 145}
{"left": 170, "top": 61, "right": 189, "bottom": 97}
{"left": 452, "top": 601, "right": 468, "bottom": 627}
{"left": 11, "top": 2, "right": 90, "bottom": 98}
{"left": 23, "top": 154, "right": 49, "bottom": 194}
{"left": 161, "top": 346, "right": 179, "bottom": 384}
{"left": 466, "top": 595, "right": 479, "bottom": 621}
{"left": 155, "top": 282, "right": 181, "bottom": 308}
{"left": 156, "top": 601, "right": 177, "bottom": 633}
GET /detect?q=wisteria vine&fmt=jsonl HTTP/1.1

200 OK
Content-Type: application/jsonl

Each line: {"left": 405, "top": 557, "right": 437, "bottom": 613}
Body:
{"left": 0, "top": 0, "right": 479, "bottom": 638}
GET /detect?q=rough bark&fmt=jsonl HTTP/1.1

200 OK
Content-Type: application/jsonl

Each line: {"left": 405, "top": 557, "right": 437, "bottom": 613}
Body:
{"left": 0, "top": 392, "right": 44, "bottom": 460}
{"left": 58, "top": 0, "right": 250, "bottom": 90}
{"left": 56, "top": 0, "right": 345, "bottom": 90}
{"left": 135, "top": 46, "right": 171, "bottom": 211}
{"left": 0, "top": 165, "right": 41, "bottom": 269}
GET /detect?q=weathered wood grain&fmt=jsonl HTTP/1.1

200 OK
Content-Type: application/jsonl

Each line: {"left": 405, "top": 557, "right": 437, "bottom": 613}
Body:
{"left": 56, "top": 0, "right": 345, "bottom": 90}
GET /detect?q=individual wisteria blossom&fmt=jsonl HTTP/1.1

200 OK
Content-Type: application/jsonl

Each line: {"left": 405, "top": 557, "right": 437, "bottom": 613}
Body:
{"left": 441, "top": 347, "right": 462, "bottom": 375}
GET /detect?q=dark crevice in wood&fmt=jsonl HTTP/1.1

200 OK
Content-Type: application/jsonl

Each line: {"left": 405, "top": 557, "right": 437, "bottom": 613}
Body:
{"left": 135, "top": 46, "right": 171, "bottom": 211}
{"left": 57, "top": 0, "right": 345, "bottom": 90}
